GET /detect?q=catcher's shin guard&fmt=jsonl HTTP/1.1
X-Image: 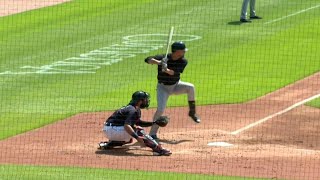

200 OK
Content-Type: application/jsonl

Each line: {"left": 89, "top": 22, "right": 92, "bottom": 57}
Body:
{"left": 136, "top": 128, "right": 158, "bottom": 149}
{"left": 136, "top": 128, "right": 171, "bottom": 155}
{"left": 137, "top": 129, "right": 172, "bottom": 156}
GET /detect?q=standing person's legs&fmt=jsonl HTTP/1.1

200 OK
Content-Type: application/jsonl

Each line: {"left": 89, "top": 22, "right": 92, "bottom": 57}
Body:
{"left": 173, "top": 81, "right": 200, "bottom": 123}
{"left": 149, "top": 83, "right": 170, "bottom": 137}
{"left": 172, "top": 81, "right": 195, "bottom": 101}
{"left": 240, "top": 0, "right": 250, "bottom": 20}
{"left": 249, "top": 0, "right": 256, "bottom": 17}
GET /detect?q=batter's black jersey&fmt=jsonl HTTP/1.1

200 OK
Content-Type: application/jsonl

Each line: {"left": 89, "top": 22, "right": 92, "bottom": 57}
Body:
{"left": 145, "top": 53, "right": 188, "bottom": 85}
{"left": 106, "top": 105, "right": 141, "bottom": 126}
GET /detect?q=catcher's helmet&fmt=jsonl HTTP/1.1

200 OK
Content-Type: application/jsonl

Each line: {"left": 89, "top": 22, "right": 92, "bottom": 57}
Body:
{"left": 129, "top": 91, "right": 150, "bottom": 109}
{"left": 171, "top": 41, "right": 187, "bottom": 52}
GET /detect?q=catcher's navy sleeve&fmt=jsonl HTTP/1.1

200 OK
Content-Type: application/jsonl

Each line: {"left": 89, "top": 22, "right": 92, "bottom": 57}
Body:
{"left": 124, "top": 106, "right": 140, "bottom": 126}
{"left": 137, "top": 120, "right": 153, "bottom": 127}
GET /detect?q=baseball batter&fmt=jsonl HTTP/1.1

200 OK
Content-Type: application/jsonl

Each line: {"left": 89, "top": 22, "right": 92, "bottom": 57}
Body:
{"left": 98, "top": 91, "right": 172, "bottom": 156}
{"left": 144, "top": 41, "right": 201, "bottom": 141}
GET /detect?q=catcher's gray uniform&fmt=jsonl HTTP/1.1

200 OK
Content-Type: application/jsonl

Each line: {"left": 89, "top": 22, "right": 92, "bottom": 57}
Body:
{"left": 240, "top": 0, "right": 256, "bottom": 20}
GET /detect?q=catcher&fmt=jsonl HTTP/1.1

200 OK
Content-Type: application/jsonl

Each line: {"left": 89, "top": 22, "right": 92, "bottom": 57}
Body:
{"left": 98, "top": 91, "right": 171, "bottom": 156}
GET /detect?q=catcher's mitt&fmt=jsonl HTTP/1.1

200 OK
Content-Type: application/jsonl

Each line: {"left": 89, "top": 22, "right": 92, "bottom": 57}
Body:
{"left": 154, "top": 116, "right": 169, "bottom": 127}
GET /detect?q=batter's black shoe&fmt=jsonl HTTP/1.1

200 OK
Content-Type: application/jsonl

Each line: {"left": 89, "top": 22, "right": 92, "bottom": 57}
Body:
{"left": 189, "top": 112, "right": 201, "bottom": 123}
{"left": 188, "top": 101, "right": 200, "bottom": 123}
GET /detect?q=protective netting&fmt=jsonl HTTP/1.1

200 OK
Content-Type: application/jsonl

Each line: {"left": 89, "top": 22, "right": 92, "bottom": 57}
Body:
{"left": 0, "top": 0, "right": 319, "bottom": 179}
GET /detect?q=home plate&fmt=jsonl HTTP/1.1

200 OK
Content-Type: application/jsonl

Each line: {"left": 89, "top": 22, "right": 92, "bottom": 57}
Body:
{"left": 207, "top": 142, "right": 234, "bottom": 147}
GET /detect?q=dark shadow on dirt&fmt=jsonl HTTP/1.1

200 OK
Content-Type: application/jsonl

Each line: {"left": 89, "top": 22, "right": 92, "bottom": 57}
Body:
{"left": 95, "top": 148, "right": 155, "bottom": 157}
{"left": 160, "top": 139, "right": 193, "bottom": 144}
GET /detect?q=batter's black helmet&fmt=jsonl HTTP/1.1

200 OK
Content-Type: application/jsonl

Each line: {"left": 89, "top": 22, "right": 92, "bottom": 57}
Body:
{"left": 171, "top": 41, "right": 187, "bottom": 52}
{"left": 129, "top": 91, "right": 150, "bottom": 109}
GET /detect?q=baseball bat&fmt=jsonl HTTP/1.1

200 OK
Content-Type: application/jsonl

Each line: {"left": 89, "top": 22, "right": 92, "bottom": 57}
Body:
{"left": 164, "top": 26, "right": 174, "bottom": 63}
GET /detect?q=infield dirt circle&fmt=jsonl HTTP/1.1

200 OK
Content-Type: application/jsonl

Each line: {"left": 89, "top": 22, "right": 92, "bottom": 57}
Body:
{"left": 0, "top": 2, "right": 320, "bottom": 180}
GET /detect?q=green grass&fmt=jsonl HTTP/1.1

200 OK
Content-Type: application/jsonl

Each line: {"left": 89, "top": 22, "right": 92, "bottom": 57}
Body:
{"left": 307, "top": 98, "right": 320, "bottom": 107}
{"left": 0, "top": 165, "right": 269, "bottom": 180}
{"left": 0, "top": 0, "right": 319, "bottom": 139}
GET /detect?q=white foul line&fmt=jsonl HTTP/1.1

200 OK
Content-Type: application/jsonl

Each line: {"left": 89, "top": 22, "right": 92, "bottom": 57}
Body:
{"left": 264, "top": 4, "right": 320, "bottom": 25}
{"left": 231, "top": 93, "right": 320, "bottom": 135}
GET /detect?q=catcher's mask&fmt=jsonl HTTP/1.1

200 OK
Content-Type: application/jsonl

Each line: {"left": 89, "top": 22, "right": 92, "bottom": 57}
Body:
{"left": 129, "top": 91, "right": 150, "bottom": 109}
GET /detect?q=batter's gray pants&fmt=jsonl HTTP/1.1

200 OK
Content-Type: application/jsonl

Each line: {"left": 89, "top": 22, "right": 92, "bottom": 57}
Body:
{"left": 149, "top": 81, "right": 195, "bottom": 136}
{"left": 240, "top": 0, "right": 256, "bottom": 19}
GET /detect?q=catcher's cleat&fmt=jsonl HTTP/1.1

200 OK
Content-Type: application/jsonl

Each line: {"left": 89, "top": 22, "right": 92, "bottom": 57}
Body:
{"left": 98, "top": 141, "right": 127, "bottom": 150}
{"left": 98, "top": 141, "right": 112, "bottom": 150}
{"left": 188, "top": 112, "right": 201, "bottom": 123}
{"left": 153, "top": 147, "right": 172, "bottom": 156}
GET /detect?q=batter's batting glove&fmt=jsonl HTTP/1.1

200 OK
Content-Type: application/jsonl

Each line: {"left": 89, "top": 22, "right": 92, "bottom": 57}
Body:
{"left": 161, "top": 61, "right": 168, "bottom": 72}
{"left": 162, "top": 57, "right": 168, "bottom": 62}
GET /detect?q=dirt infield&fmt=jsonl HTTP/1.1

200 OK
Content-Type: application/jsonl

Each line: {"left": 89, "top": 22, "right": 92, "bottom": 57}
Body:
{"left": 0, "top": 0, "right": 69, "bottom": 17}
{"left": 1, "top": 72, "right": 320, "bottom": 180}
